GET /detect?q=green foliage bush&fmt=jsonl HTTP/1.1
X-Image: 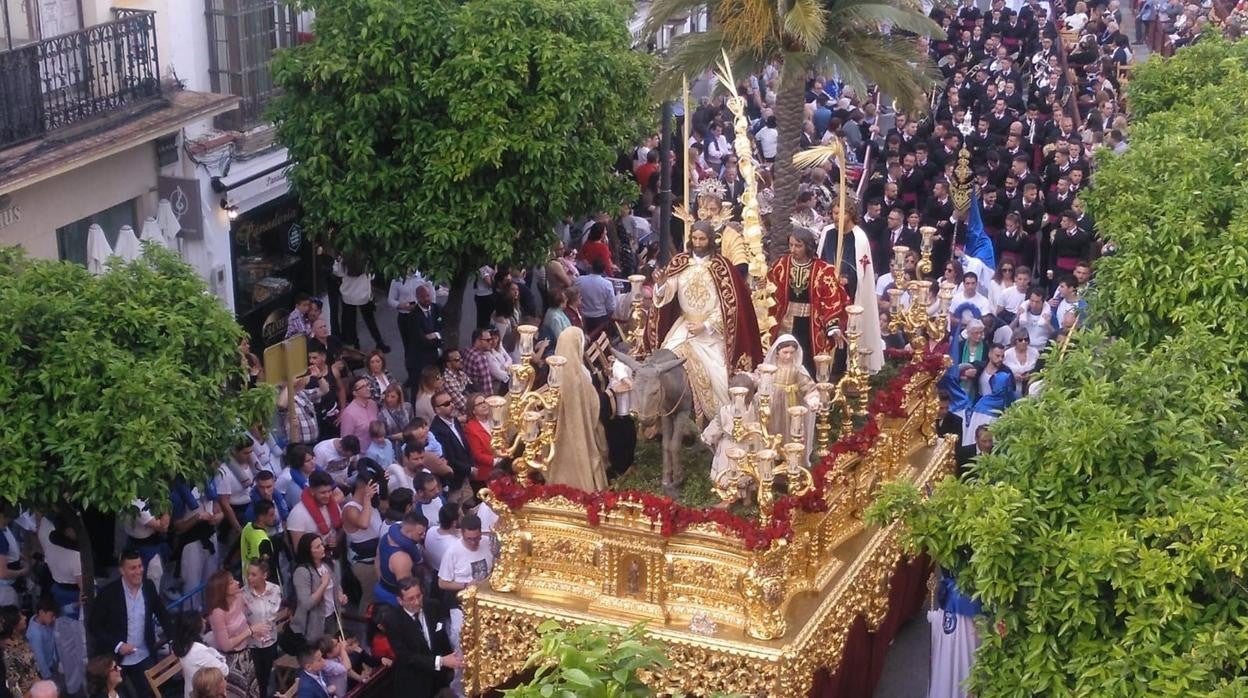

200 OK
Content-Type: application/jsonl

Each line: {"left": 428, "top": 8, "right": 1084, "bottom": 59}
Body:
{"left": 0, "top": 246, "right": 273, "bottom": 514}
{"left": 869, "top": 36, "right": 1248, "bottom": 696}
{"left": 502, "top": 621, "right": 671, "bottom": 698}
{"left": 270, "top": 0, "right": 652, "bottom": 283}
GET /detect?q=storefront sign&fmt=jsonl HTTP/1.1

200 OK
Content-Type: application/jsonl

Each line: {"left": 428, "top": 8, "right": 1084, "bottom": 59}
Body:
{"left": 0, "top": 195, "right": 21, "bottom": 230}
{"left": 156, "top": 176, "right": 203, "bottom": 240}
{"left": 261, "top": 309, "right": 289, "bottom": 348}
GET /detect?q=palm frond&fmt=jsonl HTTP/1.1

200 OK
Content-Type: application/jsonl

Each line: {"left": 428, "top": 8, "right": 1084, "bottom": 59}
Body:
{"left": 653, "top": 29, "right": 732, "bottom": 97}
{"left": 829, "top": 4, "right": 943, "bottom": 35}
{"left": 816, "top": 35, "right": 939, "bottom": 111}
{"left": 792, "top": 143, "right": 846, "bottom": 169}
{"left": 718, "top": 0, "right": 780, "bottom": 52}
{"left": 784, "top": 0, "right": 829, "bottom": 53}
{"left": 643, "top": 0, "right": 715, "bottom": 38}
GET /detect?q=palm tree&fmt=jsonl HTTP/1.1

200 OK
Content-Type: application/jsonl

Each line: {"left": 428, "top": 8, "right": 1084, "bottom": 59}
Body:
{"left": 645, "top": 0, "right": 941, "bottom": 257}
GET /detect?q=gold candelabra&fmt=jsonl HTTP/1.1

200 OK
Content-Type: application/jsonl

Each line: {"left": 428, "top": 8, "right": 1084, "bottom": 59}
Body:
{"left": 885, "top": 235, "right": 955, "bottom": 357}
{"left": 483, "top": 324, "right": 567, "bottom": 486}
{"left": 625, "top": 274, "right": 647, "bottom": 357}
{"left": 712, "top": 372, "right": 816, "bottom": 525}
{"left": 811, "top": 305, "right": 873, "bottom": 458}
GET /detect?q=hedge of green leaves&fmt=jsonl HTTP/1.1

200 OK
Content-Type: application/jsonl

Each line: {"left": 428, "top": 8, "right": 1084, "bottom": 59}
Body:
{"left": 871, "top": 36, "right": 1248, "bottom": 696}
{"left": 0, "top": 246, "right": 273, "bottom": 515}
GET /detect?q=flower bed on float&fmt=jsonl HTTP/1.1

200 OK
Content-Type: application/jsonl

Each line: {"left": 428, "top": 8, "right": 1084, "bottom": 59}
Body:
{"left": 487, "top": 347, "right": 948, "bottom": 550}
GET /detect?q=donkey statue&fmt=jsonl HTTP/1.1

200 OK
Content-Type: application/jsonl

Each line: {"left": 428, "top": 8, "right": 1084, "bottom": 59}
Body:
{"left": 612, "top": 349, "right": 694, "bottom": 498}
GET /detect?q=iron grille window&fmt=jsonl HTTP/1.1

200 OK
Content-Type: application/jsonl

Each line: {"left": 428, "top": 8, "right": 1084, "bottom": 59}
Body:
{"left": 205, "top": 0, "right": 296, "bottom": 131}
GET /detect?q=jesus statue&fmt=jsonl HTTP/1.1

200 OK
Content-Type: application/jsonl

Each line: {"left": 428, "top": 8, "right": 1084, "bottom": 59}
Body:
{"left": 644, "top": 222, "right": 763, "bottom": 421}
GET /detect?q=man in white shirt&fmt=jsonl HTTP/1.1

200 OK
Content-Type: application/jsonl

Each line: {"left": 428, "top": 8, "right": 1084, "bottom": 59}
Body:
{"left": 215, "top": 440, "right": 257, "bottom": 557}
{"left": 996, "top": 266, "right": 1032, "bottom": 319}
{"left": 386, "top": 440, "right": 427, "bottom": 493}
{"left": 950, "top": 272, "right": 995, "bottom": 326}
{"left": 313, "top": 435, "right": 360, "bottom": 486}
{"left": 285, "top": 470, "right": 343, "bottom": 551}
{"left": 423, "top": 503, "right": 460, "bottom": 573}
{"left": 1014, "top": 287, "right": 1054, "bottom": 347}
{"left": 437, "top": 514, "right": 493, "bottom": 668}
{"left": 413, "top": 472, "right": 448, "bottom": 527}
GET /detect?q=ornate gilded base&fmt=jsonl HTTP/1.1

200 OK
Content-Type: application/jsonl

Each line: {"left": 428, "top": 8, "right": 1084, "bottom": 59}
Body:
{"left": 462, "top": 426, "right": 955, "bottom": 696}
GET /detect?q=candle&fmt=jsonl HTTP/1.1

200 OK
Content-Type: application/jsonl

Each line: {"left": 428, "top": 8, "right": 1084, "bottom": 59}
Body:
{"left": 783, "top": 442, "right": 805, "bottom": 476}
{"left": 919, "top": 226, "right": 935, "bottom": 254}
{"left": 892, "top": 245, "right": 909, "bottom": 270}
{"left": 517, "top": 324, "right": 537, "bottom": 357}
{"left": 938, "top": 283, "right": 955, "bottom": 314}
{"left": 729, "top": 386, "right": 749, "bottom": 418}
{"left": 917, "top": 282, "right": 931, "bottom": 308}
{"left": 818, "top": 383, "right": 833, "bottom": 404}
{"left": 846, "top": 305, "right": 863, "bottom": 335}
{"left": 509, "top": 365, "right": 526, "bottom": 395}
{"left": 486, "top": 395, "right": 508, "bottom": 428}
{"left": 813, "top": 353, "right": 832, "bottom": 383}
{"left": 628, "top": 274, "right": 645, "bottom": 296}
{"left": 545, "top": 355, "right": 567, "bottom": 388}
{"left": 755, "top": 449, "right": 776, "bottom": 482}
{"left": 726, "top": 446, "right": 745, "bottom": 474}
{"left": 521, "top": 411, "right": 542, "bottom": 442}
{"left": 887, "top": 287, "right": 902, "bottom": 310}
{"left": 788, "top": 405, "right": 808, "bottom": 441}
{"left": 757, "top": 363, "right": 777, "bottom": 395}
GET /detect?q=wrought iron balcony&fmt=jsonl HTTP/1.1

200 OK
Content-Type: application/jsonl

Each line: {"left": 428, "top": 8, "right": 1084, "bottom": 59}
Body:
{"left": 0, "top": 9, "right": 161, "bottom": 150}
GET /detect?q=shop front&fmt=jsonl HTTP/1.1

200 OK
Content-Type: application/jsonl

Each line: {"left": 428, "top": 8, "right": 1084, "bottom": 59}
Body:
{"left": 228, "top": 193, "right": 315, "bottom": 349}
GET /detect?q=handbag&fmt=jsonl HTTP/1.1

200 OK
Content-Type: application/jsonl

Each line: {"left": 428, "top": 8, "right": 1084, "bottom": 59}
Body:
{"left": 277, "top": 624, "right": 306, "bottom": 656}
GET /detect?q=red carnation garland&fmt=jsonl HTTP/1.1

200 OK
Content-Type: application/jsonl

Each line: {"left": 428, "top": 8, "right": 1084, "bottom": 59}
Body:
{"left": 487, "top": 346, "right": 949, "bottom": 551}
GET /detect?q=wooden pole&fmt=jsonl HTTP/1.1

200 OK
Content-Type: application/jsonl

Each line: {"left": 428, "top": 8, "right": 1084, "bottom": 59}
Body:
{"left": 682, "top": 74, "right": 691, "bottom": 211}
{"left": 833, "top": 141, "right": 848, "bottom": 276}
{"left": 658, "top": 100, "right": 675, "bottom": 265}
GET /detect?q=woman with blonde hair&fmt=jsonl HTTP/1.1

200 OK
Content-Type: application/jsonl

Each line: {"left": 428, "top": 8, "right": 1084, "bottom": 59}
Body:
{"left": 191, "top": 667, "right": 227, "bottom": 698}
{"left": 412, "top": 365, "right": 444, "bottom": 423}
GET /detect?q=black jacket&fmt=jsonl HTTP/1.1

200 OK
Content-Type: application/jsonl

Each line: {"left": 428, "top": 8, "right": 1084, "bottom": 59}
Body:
{"left": 411, "top": 304, "right": 445, "bottom": 365}
{"left": 429, "top": 416, "right": 472, "bottom": 490}
{"left": 382, "top": 602, "right": 455, "bottom": 698}
{"left": 87, "top": 578, "right": 172, "bottom": 657}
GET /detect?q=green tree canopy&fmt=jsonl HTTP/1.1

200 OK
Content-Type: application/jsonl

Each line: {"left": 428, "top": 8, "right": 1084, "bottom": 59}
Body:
{"left": 0, "top": 246, "right": 273, "bottom": 515}
{"left": 270, "top": 0, "right": 653, "bottom": 285}
{"left": 870, "top": 36, "right": 1248, "bottom": 696}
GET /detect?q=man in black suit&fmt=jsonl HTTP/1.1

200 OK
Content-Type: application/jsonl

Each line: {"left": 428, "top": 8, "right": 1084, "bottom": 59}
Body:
{"left": 880, "top": 208, "right": 921, "bottom": 272}
{"left": 87, "top": 549, "right": 172, "bottom": 698}
{"left": 956, "top": 424, "right": 994, "bottom": 472}
{"left": 428, "top": 390, "right": 472, "bottom": 497}
{"left": 383, "top": 577, "right": 460, "bottom": 698}
{"left": 923, "top": 181, "right": 956, "bottom": 248}
{"left": 409, "top": 284, "right": 445, "bottom": 387}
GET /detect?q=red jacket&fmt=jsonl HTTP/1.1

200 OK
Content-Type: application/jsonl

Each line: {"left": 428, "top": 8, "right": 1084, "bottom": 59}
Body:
{"left": 579, "top": 240, "right": 614, "bottom": 274}
{"left": 465, "top": 418, "right": 494, "bottom": 483}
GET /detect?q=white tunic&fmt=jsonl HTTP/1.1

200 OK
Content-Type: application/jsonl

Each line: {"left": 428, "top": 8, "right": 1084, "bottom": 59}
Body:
{"left": 654, "top": 254, "right": 732, "bottom": 419}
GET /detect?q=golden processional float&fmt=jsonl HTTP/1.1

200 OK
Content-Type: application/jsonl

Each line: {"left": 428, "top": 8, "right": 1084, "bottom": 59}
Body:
{"left": 460, "top": 59, "right": 969, "bottom": 697}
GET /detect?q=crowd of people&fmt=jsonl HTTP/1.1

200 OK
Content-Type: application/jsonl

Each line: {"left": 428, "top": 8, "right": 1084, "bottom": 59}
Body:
{"left": 0, "top": 0, "right": 1176, "bottom": 696}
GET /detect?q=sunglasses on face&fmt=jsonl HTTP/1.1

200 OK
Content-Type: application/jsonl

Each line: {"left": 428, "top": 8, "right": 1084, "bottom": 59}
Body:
{"left": 436, "top": 401, "right": 453, "bottom": 408}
